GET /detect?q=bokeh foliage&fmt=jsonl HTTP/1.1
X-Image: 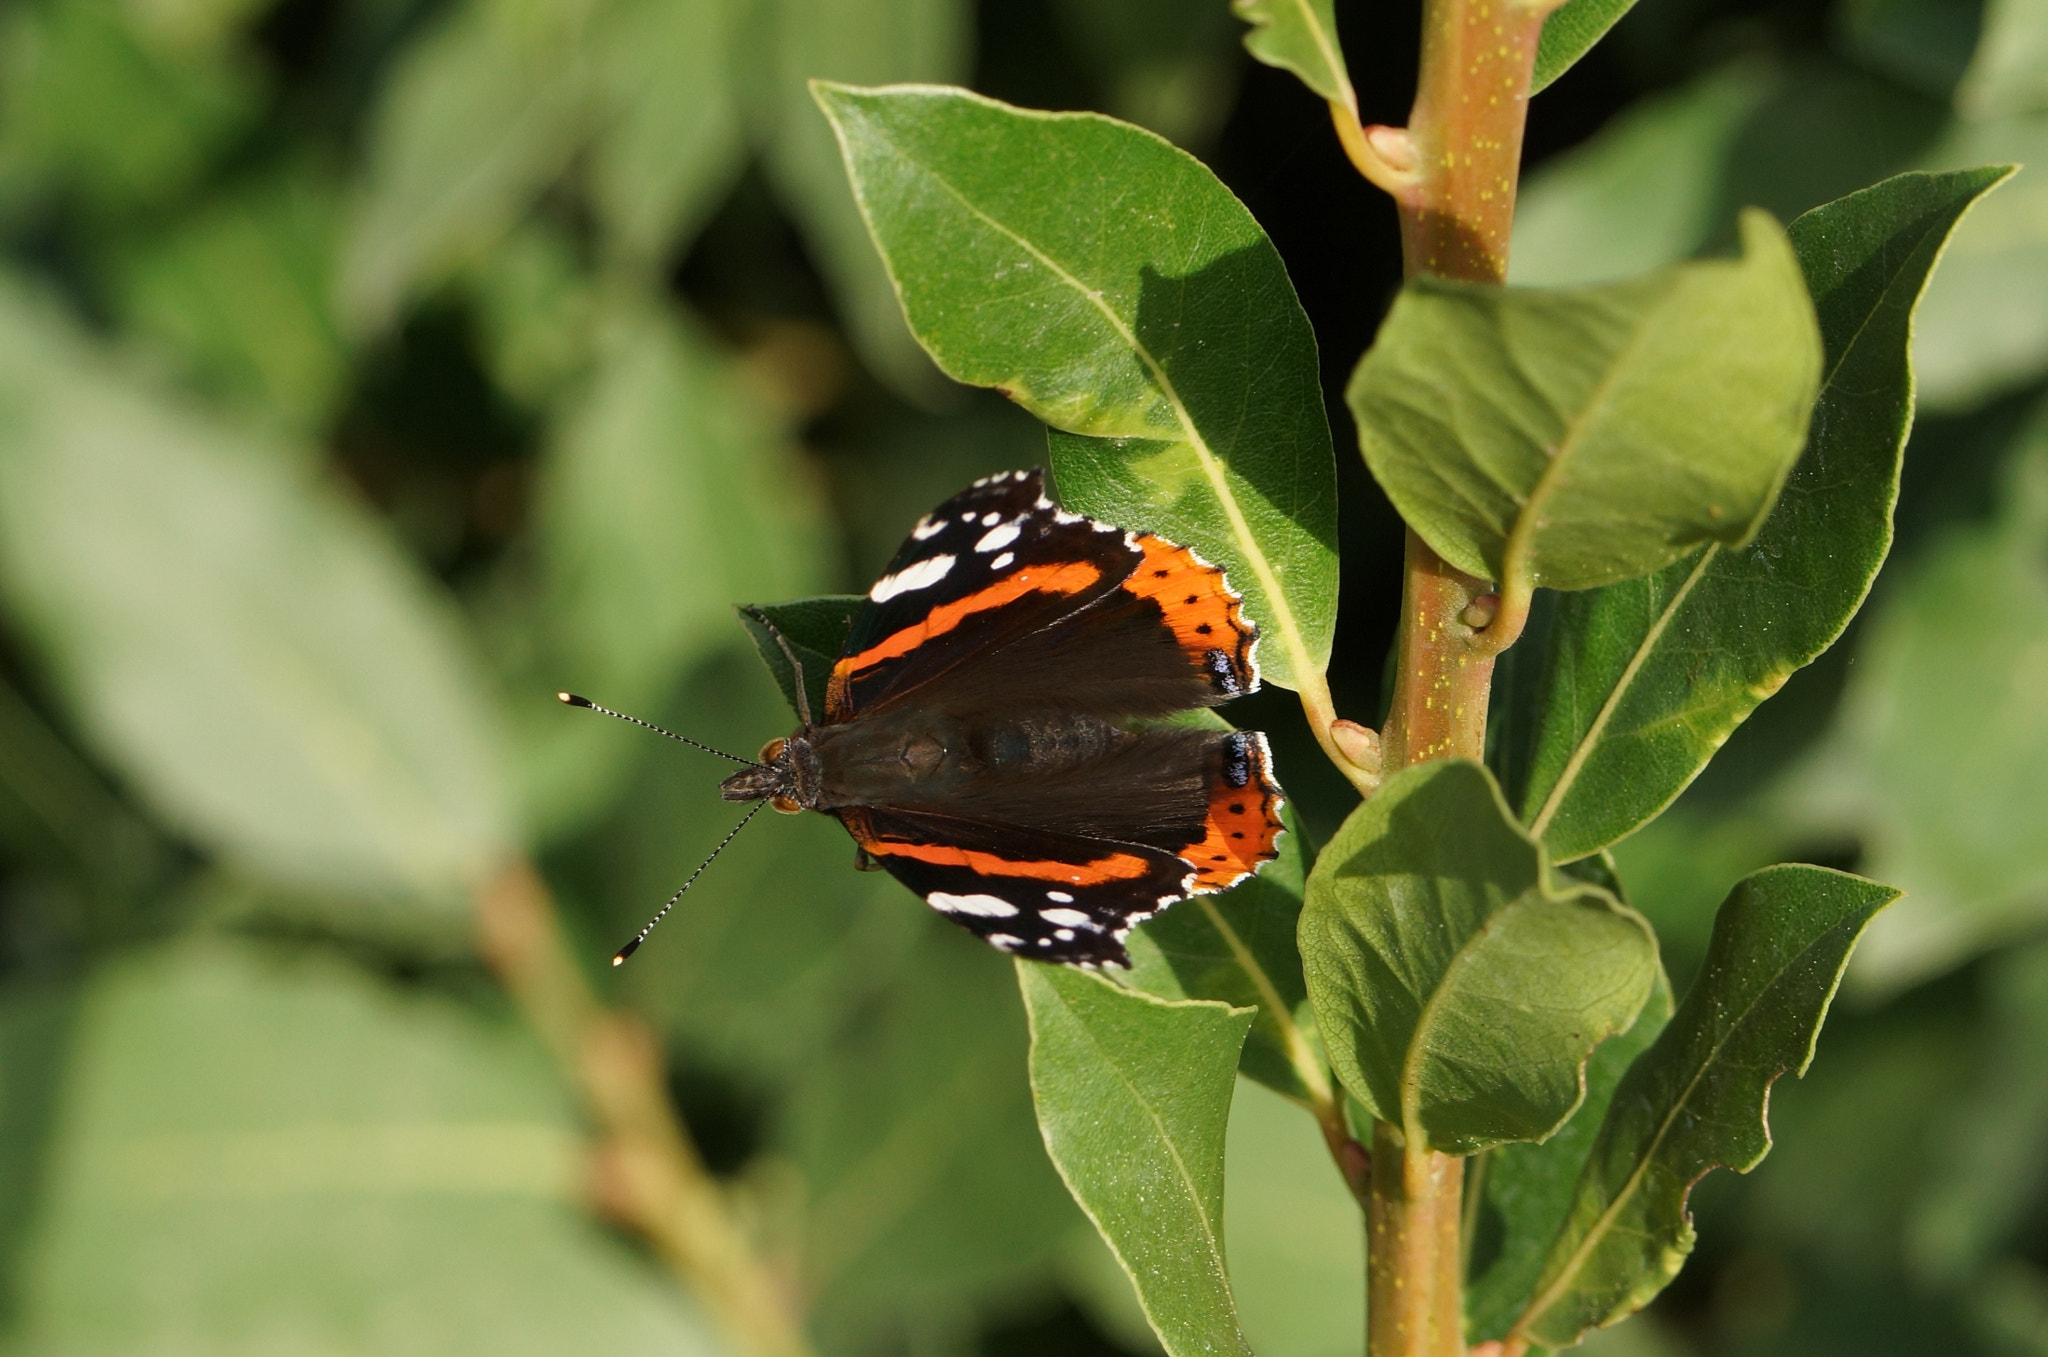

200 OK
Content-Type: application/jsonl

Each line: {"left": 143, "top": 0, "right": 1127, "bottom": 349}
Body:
{"left": 0, "top": 0, "right": 2042, "bottom": 1354}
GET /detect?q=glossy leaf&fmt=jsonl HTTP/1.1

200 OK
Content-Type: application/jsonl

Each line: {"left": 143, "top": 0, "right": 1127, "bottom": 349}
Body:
{"left": 1020, "top": 963, "right": 1256, "bottom": 1357}
{"left": 1232, "top": 0, "right": 1354, "bottom": 106}
{"left": 1299, "top": 760, "right": 1657, "bottom": 1156}
{"left": 1126, "top": 796, "right": 1320, "bottom": 1101}
{"left": 0, "top": 279, "right": 511, "bottom": 924}
{"left": 1499, "top": 168, "right": 2013, "bottom": 863}
{"left": 1507, "top": 865, "right": 1898, "bottom": 1348}
{"left": 5, "top": 937, "right": 726, "bottom": 1356}
{"left": 815, "top": 83, "right": 1340, "bottom": 692}
{"left": 1533, "top": 0, "right": 1638, "bottom": 94}
{"left": 1350, "top": 210, "right": 1820, "bottom": 594}
{"left": 1467, "top": 966, "right": 1673, "bottom": 1340}
{"left": 766, "top": 0, "right": 967, "bottom": 396}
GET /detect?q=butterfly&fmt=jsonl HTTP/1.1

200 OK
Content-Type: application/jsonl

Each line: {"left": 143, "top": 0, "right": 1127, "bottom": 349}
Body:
{"left": 717, "top": 468, "right": 1285, "bottom": 967}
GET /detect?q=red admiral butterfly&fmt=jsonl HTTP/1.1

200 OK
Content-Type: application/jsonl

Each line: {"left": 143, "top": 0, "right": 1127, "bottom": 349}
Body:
{"left": 717, "top": 468, "right": 1285, "bottom": 968}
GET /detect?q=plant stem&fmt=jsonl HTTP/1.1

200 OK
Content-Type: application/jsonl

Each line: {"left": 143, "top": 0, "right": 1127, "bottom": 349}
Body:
{"left": 476, "top": 862, "right": 816, "bottom": 1357}
{"left": 1332, "top": 0, "right": 1551, "bottom": 1350}
{"left": 1366, "top": 1122, "right": 1467, "bottom": 1357}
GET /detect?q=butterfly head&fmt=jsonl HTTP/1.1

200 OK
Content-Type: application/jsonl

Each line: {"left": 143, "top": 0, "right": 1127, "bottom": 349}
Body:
{"left": 718, "top": 732, "right": 821, "bottom": 813}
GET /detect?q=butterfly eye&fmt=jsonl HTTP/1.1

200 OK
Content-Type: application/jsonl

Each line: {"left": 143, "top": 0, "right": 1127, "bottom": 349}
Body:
{"left": 758, "top": 737, "right": 788, "bottom": 763}
{"left": 770, "top": 795, "right": 803, "bottom": 815}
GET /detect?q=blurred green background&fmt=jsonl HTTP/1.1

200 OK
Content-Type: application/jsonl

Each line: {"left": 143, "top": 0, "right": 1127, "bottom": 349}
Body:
{"left": 0, "top": 0, "right": 2044, "bottom": 1353}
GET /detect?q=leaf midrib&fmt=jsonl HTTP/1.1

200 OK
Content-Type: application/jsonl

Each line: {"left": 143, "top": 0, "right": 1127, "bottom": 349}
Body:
{"left": 1525, "top": 222, "right": 1952, "bottom": 844}
{"left": 1287, "top": 0, "right": 1354, "bottom": 108}
{"left": 1195, "top": 895, "right": 1332, "bottom": 1104}
{"left": 878, "top": 124, "right": 1321, "bottom": 692}
{"left": 1508, "top": 934, "right": 1820, "bottom": 1340}
{"left": 1046, "top": 981, "right": 1250, "bottom": 1350}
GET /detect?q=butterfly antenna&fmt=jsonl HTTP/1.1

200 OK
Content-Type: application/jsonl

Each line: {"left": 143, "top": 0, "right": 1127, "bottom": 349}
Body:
{"left": 557, "top": 693, "right": 759, "bottom": 766}
{"left": 742, "top": 607, "right": 814, "bottom": 726}
{"left": 611, "top": 799, "right": 769, "bottom": 965}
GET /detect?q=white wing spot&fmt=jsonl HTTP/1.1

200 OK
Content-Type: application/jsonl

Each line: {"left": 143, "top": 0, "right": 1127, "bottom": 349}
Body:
{"left": 989, "top": 551, "right": 1015, "bottom": 571}
{"left": 870, "top": 554, "right": 956, "bottom": 602}
{"left": 980, "top": 511, "right": 1002, "bottom": 526}
{"left": 929, "top": 891, "right": 1018, "bottom": 918}
{"left": 1041, "top": 907, "right": 1093, "bottom": 929}
{"left": 911, "top": 517, "right": 945, "bottom": 541}
{"left": 986, "top": 933, "right": 1024, "bottom": 950}
{"left": 975, "top": 522, "right": 1021, "bottom": 553}
{"left": 1055, "top": 928, "right": 1076, "bottom": 942}
{"left": 1046, "top": 890, "right": 1074, "bottom": 903}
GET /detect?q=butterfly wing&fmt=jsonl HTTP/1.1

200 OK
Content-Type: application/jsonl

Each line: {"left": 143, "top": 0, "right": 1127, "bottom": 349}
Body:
{"left": 838, "top": 728, "right": 1284, "bottom": 965}
{"left": 827, "top": 469, "right": 1259, "bottom": 724}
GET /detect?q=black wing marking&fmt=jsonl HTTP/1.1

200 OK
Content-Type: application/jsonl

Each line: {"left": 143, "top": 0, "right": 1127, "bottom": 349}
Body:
{"left": 829, "top": 470, "right": 1258, "bottom": 723}
{"left": 837, "top": 805, "right": 1199, "bottom": 967}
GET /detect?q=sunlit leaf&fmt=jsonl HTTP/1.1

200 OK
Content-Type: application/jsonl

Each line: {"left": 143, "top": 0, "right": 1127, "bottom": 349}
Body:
{"left": 1232, "top": 0, "right": 1354, "bottom": 106}
{"left": 1507, "top": 865, "right": 1897, "bottom": 1348}
{"left": 1299, "top": 760, "right": 1657, "bottom": 1156}
{"left": 1533, "top": 0, "right": 1638, "bottom": 94}
{"left": 0, "top": 278, "right": 512, "bottom": 928}
{"left": 1351, "top": 211, "right": 1820, "bottom": 595}
{"left": 1020, "top": 963, "right": 1256, "bottom": 1357}
{"left": 814, "top": 83, "right": 1339, "bottom": 692}
{"left": 5, "top": 937, "right": 728, "bottom": 1356}
{"left": 1499, "top": 168, "right": 2012, "bottom": 863}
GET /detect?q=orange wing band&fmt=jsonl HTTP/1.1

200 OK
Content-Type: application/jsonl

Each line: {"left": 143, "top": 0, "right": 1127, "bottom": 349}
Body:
{"left": 1180, "top": 735, "right": 1285, "bottom": 891}
{"left": 861, "top": 836, "right": 1155, "bottom": 886}
{"left": 1120, "top": 534, "right": 1257, "bottom": 690}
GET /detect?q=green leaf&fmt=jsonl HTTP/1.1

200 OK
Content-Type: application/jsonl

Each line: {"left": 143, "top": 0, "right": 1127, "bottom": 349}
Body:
{"left": 790, "top": 925, "right": 1079, "bottom": 1352}
{"left": 1958, "top": 0, "right": 2048, "bottom": 117}
{"left": 111, "top": 163, "right": 348, "bottom": 438}
{"left": 1126, "top": 798, "right": 1321, "bottom": 1102}
{"left": 519, "top": 298, "right": 828, "bottom": 837}
{"left": 0, "top": 0, "right": 259, "bottom": 217}
{"left": 3, "top": 937, "right": 727, "bottom": 1356}
{"left": 1350, "top": 210, "right": 1821, "bottom": 595}
{"left": 1467, "top": 966, "right": 1673, "bottom": 1340}
{"left": 1533, "top": 0, "right": 1637, "bottom": 94}
{"left": 1500, "top": 168, "right": 2014, "bottom": 864}
{"left": 1912, "top": 117, "right": 2048, "bottom": 411}
{"left": 1507, "top": 864, "right": 1898, "bottom": 1348}
{"left": 1909, "top": 939, "right": 2048, "bottom": 1282}
{"left": 736, "top": 594, "right": 862, "bottom": 727}
{"left": 340, "top": 0, "right": 593, "bottom": 332}
{"left": 764, "top": 0, "right": 968, "bottom": 398}
{"left": 812, "top": 83, "right": 1339, "bottom": 691}
{"left": 0, "top": 278, "right": 512, "bottom": 928}
{"left": 1020, "top": 963, "right": 1257, "bottom": 1357}
{"left": 1511, "top": 61, "right": 1778, "bottom": 288}
{"left": 1299, "top": 760, "right": 1657, "bottom": 1156}
{"left": 1231, "top": 0, "right": 1355, "bottom": 107}
{"left": 586, "top": 0, "right": 743, "bottom": 266}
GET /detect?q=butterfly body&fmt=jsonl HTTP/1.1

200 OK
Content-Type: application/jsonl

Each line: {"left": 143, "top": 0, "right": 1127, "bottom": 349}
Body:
{"left": 722, "top": 469, "right": 1285, "bottom": 967}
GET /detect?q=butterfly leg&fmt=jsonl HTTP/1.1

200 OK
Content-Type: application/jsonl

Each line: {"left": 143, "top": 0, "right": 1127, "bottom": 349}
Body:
{"left": 853, "top": 846, "right": 882, "bottom": 872}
